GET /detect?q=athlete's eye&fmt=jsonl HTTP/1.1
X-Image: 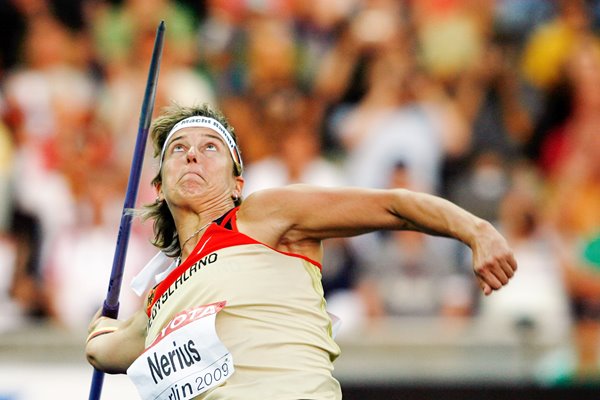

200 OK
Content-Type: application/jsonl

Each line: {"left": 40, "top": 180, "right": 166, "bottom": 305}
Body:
{"left": 172, "top": 144, "right": 186, "bottom": 152}
{"left": 206, "top": 143, "right": 218, "bottom": 152}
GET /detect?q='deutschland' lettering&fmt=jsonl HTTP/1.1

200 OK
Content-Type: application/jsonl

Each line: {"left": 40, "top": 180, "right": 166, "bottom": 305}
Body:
{"left": 148, "top": 253, "right": 218, "bottom": 328}
{"left": 147, "top": 340, "right": 202, "bottom": 384}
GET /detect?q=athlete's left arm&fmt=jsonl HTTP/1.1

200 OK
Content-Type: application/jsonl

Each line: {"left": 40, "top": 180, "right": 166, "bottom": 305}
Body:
{"left": 239, "top": 185, "right": 517, "bottom": 295}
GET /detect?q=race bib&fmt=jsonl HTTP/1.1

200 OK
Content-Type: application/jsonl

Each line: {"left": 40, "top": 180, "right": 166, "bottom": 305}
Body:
{"left": 128, "top": 301, "right": 234, "bottom": 400}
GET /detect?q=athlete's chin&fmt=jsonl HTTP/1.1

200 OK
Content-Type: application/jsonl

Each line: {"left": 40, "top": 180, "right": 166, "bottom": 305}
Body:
{"left": 179, "top": 184, "right": 205, "bottom": 197}
{"left": 172, "top": 179, "right": 204, "bottom": 197}
{"left": 178, "top": 173, "right": 206, "bottom": 188}
{"left": 179, "top": 172, "right": 205, "bottom": 184}
{"left": 170, "top": 190, "right": 208, "bottom": 210}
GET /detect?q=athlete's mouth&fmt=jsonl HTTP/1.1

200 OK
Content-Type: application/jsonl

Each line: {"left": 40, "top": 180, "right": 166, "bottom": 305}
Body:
{"left": 178, "top": 171, "right": 205, "bottom": 183}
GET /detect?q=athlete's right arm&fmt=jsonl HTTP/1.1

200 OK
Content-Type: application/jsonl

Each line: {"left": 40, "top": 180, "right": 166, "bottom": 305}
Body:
{"left": 85, "top": 308, "right": 148, "bottom": 374}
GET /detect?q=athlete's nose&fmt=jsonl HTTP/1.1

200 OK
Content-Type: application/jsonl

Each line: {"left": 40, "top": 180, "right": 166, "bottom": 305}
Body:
{"left": 186, "top": 147, "right": 198, "bottom": 163}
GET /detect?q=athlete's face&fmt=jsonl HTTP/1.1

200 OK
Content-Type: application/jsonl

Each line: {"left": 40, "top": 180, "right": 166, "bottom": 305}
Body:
{"left": 158, "top": 127, "right": 243, "bottom": 208}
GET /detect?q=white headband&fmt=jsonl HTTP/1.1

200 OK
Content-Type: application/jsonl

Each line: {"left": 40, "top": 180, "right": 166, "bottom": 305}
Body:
{"left": 158, "top": 116, "right": 243, "bottom": 174}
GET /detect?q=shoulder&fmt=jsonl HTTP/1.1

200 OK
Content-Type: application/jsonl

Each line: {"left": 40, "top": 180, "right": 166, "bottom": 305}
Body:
{"left": 237, "top": 185, "right": 318, "bottom": 224}
{"left": 234, "top": 185, "right": 333, "bottom": 245}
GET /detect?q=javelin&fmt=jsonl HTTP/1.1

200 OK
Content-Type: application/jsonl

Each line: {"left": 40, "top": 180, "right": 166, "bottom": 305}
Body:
{"left": 88, "top": 20, "right": 165, "bottom": 400}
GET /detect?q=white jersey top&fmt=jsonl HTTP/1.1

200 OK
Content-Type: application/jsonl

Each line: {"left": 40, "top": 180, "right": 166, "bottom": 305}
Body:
{"left": 140, "top": 208, "right": 342, "bottom": 400}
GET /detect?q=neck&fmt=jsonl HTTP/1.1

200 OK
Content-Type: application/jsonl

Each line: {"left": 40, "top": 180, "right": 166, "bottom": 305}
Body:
{"left": 175, "top": 202, "right": 234, "bottom": 259}
{"left": 180, "top": 220, "right": 212, "bottom": 256}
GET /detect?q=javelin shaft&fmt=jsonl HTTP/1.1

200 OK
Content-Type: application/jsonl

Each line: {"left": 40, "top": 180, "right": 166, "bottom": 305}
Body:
{"left": 103, "top": 20, "right": 165, "bottom": 317}
{"left": 88, "top": 20, "right": 165, "bottom": 400}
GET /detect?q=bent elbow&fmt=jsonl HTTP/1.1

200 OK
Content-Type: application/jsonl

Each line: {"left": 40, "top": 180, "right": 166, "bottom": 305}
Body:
{"left": 86, "top": 345, "right": 103, "bottom": 371}
{"left": 85, "top": 341, "right": 117, "bottom": 373}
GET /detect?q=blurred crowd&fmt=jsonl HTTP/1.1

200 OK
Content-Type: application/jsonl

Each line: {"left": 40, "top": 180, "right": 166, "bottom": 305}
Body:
{"left": 0, "top": 0, "right": 599, "bottom": 386}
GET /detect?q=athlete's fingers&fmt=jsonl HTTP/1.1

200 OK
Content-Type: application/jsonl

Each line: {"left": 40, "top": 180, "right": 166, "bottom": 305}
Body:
{"left": 479, "top": 278, "right": 492, "bottom": 296}
{"left": 503, "top": 252, "right": 518, "bottom": 276}
{"left": 500, "top": 258, "right": 516, "bottom": 279}
{"left": 492, "top": 265, "right": 510, "bottom": 285}
{"left": 88, "top": 307, "right": 104, "bottom": 333}
{"left": 476, "top": 268, "right": 503, "bottom": 291}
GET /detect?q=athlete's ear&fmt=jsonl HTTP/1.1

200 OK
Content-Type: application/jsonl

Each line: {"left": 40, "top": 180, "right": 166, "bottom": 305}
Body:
{"left": 233, "top": 176, "right": 244, "bottom": 199}
{"left": 155, "top": 182, "right": 164, "bottom": 202}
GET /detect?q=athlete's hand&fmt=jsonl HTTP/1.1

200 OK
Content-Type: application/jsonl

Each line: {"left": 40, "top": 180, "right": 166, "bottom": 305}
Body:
{"left": 87, "top": 307, "right": 122, "bottom": 341}
{"left": 470, "top": 221, "right": 518, "bottom": 296}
